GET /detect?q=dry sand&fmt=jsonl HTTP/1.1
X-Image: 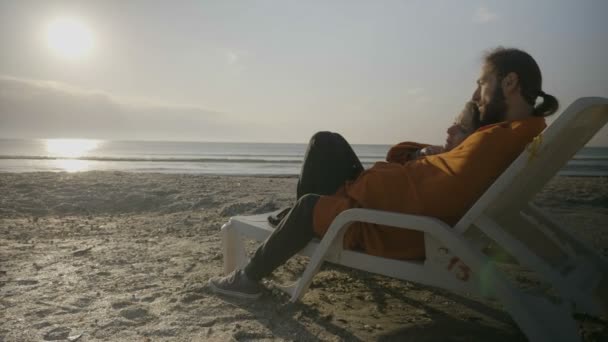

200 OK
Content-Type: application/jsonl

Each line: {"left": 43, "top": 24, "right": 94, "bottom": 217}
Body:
{"left": 0, "top": 172, "right": 607, "bottom": 341}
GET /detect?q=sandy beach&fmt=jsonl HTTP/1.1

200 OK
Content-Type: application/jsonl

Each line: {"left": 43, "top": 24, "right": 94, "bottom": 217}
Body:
{"left": 1, "top": 172, "right": 607, "bottom": 341}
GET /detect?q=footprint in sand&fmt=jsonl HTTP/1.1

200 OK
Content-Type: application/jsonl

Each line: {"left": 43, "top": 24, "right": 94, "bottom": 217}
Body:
{"left": 33, "top": 308, "right": 54, "bottom": 318}
{"left": 119, "top": 307, "right": 155, "bottom": 323}
{"left": 180, "top": 293, "right": 206, "bottom": 304}
{"left": 72, "top": 297, "right": 94, "bottom": 308}
{"left": 111, "top": 300, "right": 152, "bottom": 322}
{"left": 33, "top": 322, "right": 52, "bottom": 329}
{"left": 43, "top": 327, "right": 70, "bottom": 341}
{"left": 143, "top": 328, "right": 178, "bottom": 338}
{"left": 111, "top": 301, "right": 133, "bottom": 310}
{"left": 140, "top": 292, "right": 164, "bottom": 303}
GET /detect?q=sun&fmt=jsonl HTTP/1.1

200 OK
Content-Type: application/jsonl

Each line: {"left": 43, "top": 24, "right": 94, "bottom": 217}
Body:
{"left": 46, "top": 18, "right": 94, "bottom": 60}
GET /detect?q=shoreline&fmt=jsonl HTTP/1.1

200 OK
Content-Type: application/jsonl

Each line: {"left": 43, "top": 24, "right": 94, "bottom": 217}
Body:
{"left": 0, "top": 170, "right": 302, "bottom": 178}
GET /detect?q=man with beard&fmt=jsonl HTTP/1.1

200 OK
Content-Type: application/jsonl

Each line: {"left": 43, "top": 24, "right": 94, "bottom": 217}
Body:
{"left": 209, "top": 47, "right": 560, "bottom": 300}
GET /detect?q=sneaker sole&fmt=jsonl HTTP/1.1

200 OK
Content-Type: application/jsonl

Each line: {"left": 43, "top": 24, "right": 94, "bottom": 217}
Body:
{"left": 207, "top": 279, "right": 262, "bottom": 300}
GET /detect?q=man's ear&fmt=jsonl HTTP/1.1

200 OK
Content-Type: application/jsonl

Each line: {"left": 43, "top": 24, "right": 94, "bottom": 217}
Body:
{"left": 501, "top": 72, "right": 519, "bottom": 95}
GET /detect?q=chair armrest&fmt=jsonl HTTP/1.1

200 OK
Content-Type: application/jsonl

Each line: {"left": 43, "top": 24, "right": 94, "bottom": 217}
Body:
{"left": 322, "top": 208, "right": 488, "bottom": 271}
{"left": 329, "top": 208, "right": 451, "bottom": 236}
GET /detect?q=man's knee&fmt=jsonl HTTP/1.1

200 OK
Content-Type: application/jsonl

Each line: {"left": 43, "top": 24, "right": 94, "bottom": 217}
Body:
{"left": 309, "top": 131, "right": 333, "bottom": 146}
{"left": 309, "top": 131, "right": 346, "bottom": 147}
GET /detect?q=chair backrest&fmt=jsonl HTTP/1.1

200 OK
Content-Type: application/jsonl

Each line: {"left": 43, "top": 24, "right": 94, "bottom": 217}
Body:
{"left": 454, "top": 97, "right": 608, "bottom": 233}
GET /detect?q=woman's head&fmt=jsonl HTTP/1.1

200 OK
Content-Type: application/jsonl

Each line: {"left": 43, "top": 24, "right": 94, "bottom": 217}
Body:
{"left": 444, "top": 102, "right": 481, "bottom": 150}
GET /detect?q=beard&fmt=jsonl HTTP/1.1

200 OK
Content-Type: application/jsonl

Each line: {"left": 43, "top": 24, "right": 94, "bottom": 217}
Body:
{"left": 479, "top": 85, "right": 508, "bottom": 126}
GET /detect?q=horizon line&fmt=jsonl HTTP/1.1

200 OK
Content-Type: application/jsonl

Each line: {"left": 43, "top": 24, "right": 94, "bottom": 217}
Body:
{"left": 1, "top": 136, "right": 606, "bottom": 148}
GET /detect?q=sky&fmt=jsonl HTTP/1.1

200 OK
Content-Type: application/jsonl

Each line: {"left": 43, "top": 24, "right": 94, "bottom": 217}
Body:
{"left": 0, "top": 0, "right": 607, "bottom": 145}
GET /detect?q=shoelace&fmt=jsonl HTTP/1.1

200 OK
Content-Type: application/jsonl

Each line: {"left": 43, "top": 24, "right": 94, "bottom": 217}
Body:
{"left": 227, "top": 270, "right": 240, "bottom": 284}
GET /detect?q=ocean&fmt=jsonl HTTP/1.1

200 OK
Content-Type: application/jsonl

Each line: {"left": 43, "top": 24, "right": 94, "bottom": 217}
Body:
{"left": 0, "top": 138, "right": 606, "bottom": 176}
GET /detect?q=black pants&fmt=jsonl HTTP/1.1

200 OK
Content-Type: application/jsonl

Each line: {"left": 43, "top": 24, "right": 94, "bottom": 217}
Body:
{"left": 244, "top": 132, "right": 363, "bottom": 281}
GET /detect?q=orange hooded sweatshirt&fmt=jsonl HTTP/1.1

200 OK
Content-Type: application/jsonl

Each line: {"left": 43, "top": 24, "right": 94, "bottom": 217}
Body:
{"left": 312, "top": 117, "right": 546, "bottom": 260}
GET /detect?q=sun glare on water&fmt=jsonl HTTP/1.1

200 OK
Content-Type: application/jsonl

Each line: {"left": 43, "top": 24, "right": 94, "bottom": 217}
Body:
{"left": 45, "top": 139, "right": 101, "bottom": 172}
{"left": 46, "top": 18, "right": 94, "bottom": 60}
{"left": 54, "top": 159, "right": 90, "bottom": 173}
{"left": 46, "top": 139, "right": 100, "bottom": 157}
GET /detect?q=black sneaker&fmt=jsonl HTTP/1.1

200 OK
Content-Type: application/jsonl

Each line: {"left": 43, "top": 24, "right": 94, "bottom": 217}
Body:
{"left": 208, "top": 270, "right": 263, "bottom": 299}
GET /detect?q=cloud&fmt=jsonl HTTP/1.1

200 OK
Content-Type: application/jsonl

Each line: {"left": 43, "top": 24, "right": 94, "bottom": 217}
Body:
{"left": 0, "top": 75, "right": 244, "bottom": 141}
{"left": 473, "top": 6, "right": 498, "bottom": 23}
{"left": 406, "top": 87, "right": 425, "bottom": 96}
{"left": 223, "top": 49, "right": 250, "bottom": 69}
{"left": 405, "top": 87, "right": 431, "bottom": 104}
{"left": 226, "top": 51, "right": 239, "bottom": 65}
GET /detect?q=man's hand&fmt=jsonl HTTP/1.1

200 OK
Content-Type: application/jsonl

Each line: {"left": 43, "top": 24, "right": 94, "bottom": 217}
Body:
{"left": 418, "top": 145, "right": 445, "bottom": 156}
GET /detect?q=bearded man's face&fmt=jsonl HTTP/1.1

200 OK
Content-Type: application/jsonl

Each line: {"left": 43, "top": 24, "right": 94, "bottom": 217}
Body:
{"left": 471, "top": 63, "right": 508, "bottom": 126}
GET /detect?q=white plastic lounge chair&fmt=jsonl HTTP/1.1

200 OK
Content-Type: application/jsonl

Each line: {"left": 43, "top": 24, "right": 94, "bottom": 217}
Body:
{"left": 220, "top": 97, "right": 608, "bottom": 342}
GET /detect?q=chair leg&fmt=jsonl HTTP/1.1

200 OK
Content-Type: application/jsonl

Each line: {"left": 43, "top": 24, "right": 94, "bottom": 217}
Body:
{"left": 499, "top": 291, "right": 580, "bottom": 342}
{"left": 289, "top": 225, "right": 347, "bottom": 302}
{"left": 221, "top": 221, "right": 247, "bottom": 275}
{"left": 273, "top": 281, "right": 298, "bottom": 298}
